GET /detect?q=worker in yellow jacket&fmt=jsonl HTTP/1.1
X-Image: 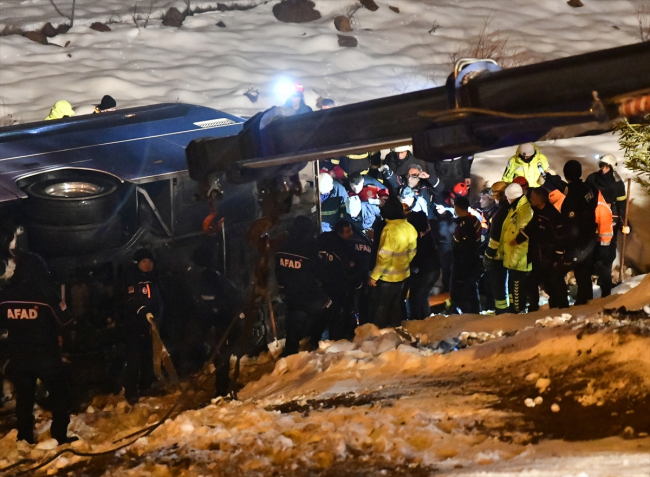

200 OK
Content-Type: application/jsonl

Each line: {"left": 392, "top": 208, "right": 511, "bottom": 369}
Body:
{"left": 45, "top": 100, "right": 75, "bottom": 120}
{"left": 502, "top": 143, "right": 549, "bottom": 186}
{"left": 369, "top": 196, "right": 417, "bottom": 329}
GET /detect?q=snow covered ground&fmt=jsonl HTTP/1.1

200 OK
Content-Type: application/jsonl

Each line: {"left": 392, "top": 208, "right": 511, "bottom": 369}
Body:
{"left": 2, "top": 0, "right": 650, "bottom": 475}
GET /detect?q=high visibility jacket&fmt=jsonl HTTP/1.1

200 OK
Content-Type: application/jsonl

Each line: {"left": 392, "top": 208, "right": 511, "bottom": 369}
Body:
{"left": 501, "top": 196, "right": 534, "bottom": 271}
{"left": 45, "top": 100, "right": 75, "bottom": 120}
{"left": 548, "top": 189, "right": 565, "bottom": 212}
{"left": 370, "top": 218, "right": 417, "bottom": 283}
{"left": 502, "top": 144, "right": 549, "bottom": 186}
{"left": 595, "top": 191, "right": 613, "bottom": 246}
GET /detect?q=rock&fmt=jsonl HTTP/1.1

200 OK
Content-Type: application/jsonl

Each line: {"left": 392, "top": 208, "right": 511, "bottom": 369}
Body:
{"left": 354, "top": 323, "right": 381, "bottom": 342}
{"left": 623, "top": 426, "right": 635, "bottom": 439}
{"left": 334, "top": 15, "right": 352, "bottom": 32}
{"left": 535, "top": 377, "right": 551, "bottom": 393}
{"left": 23, "top": 31, "right": 48, "bottom": 45}
{"left": 360, "top": 0, "right": 379, "bottom": 11}
{"left": 524, "top": 398, "right": 535, "bottom": 408}
{"left": 36, "top": 438, "right": 59, "bottom": 450}
{"left": 337, "top": 35, "right": 358, "bottom": 47}
{"left": 375, "top": 332, "right": 402, "bottom": 354}
{"left": 216, "top": 21, "right": 226, "bottom": 28}
{"left": 551, "top": 403, "right": 560, "bottom": 413}
{"left": 56, "top": 24, "right": 71, "bottom": 34}
{"left": 41, "top": 22, "right": 58, "bottom": 38}
{"left": 325, "top": 340, "right": 357, "bottom": 354}
{"left": 389, "top": 6, "right": 399, "bottom": 13}
{"left": 534, "top": 396, "right": 543, "bottom": 405}
{"left": 273, "top": 0, "right": 321, "bottom": 23}
{"left": 90, "top": 22, "right": 112, "bottom": 32}
{"left": 525, "top": 373, "right": 539, "bottom": 382}
{"left": 567, "top": 0, "right": 583, "bottom": 7}
{"left": 162, "top": 7, "right": 186, "bottom": 27}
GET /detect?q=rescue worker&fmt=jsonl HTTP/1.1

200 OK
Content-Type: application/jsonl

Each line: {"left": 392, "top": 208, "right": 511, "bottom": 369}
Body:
{"left": 345, "top": 221, "right": 374, "bottom": 324}
{"left": 348, "top": 171, "right": 386, "bottom": 197}
{"left": 435, "top": 155, "right": 473, "bottom": 194}
{"left": 561, "top": 160, "right": 598, "bottom": 305}
{"left": 483, "top": 181, "right": 510, "bottom": 314}
{"left": 476, "top": 186, "right": 499, "bottom": 310}
{"left": 501, "top": 183, "right": 534, "bottom": 313}
{"left": 317, "top": 220, "right": 362, "bottom": 340}
{"left": 586, "top": 154, "right": 631, "bottom": 295}
{"left": 368, "top": 196, "right": 417, "bottom": 328}
{"left": 123, "top": 248, "right": 163, "bottom": 405}
{"left": 190, "top": 245, "right": 243, "bottom": 397}
{"left": 283, "top": 83, "right": 312, "bottom": 114}
{"left": 450, "top": 195, "right": 482, "bottom": 314}
{"left": 0, "top": 244, "right": 75, "bottom": 444}
{"left": 383, "top": 145, "right": 433, "bottom": 177}
{"left": 45, "top": 100, "right": 75, "bottom": 120}
{"left": 275, "top": 216, "right": 332, "bottom": 355}
{"left": 338, "top": 152, "right": 381, "bottom": 177}
{"left": 94, "top": 95, "right": 116, "bottom": 113}
{"left": 513, "top": 187, "right": 568, "bottom": 310}
{"left": 402, "top": 195, "right": 440, "bottom": 320}
{"left": 319, "top": 172, "right": 347, "bottom": 232}
{"left": 593, "top": 190, "right": 615, "bottom": 297}
{"left": 383, "top": 163, "right": 445, "bottom": 222}
{"left": 502, "top": 143, "right": 549, "bottom": 186}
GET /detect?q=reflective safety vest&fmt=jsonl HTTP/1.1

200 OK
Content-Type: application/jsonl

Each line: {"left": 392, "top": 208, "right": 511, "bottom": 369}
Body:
{"left": 595, "top": 191, "right": 613, "bottom": 246}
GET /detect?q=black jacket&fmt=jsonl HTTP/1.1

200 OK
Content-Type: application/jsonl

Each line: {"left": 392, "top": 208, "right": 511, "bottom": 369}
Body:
{"left": 561, "top": 180, "right": 598, "bottom": 252}
{"left": 452, "top": 214, "right": 482, "bottom": 278}
{"left": 124, "top": 267, "right": 163, "bottom": 336}
{"left": 275, "top": 236, "right": 331, "bottom": 313}
{"left": 384, "top": 170, "right": 444, "bottom": 220}
{"left": 586, "top": 169, "right": 628, "bottom": 230}
{"left": 484, "top": 201, "right": 510, "bottom": 260}
{"left": 407, "top": 210, "right": 440, "bottom": 273}
{"left": 516, "top": 203, "right": 566, "bottom": 265}
{"left": 0, "top": 254, "right": 72, "bottom": 370}
{"left": 317, "top": 231, "right": 362, "bottom": 303}
{"left": 384, "top": 151, "right": 434, "bottom": 177}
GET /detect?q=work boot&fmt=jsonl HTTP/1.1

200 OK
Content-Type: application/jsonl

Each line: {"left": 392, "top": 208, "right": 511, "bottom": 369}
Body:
{"left": 54, "top": 435, "right": 79, "bottom": 445}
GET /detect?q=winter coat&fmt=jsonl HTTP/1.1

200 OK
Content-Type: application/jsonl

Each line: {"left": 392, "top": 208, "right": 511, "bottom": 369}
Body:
{"left": 452, "top": 214, "right": 482, "bottom": 278}
{"left": 561, "top": 180, "right": 598, "bottom": 255}
{"left": 0, "top": 254, "right": 72, "bottom": 370}
{"left": 45, "top": 100, "right": 75, "bottom": 120}
{"left": 346, "top": 229, "right": 373, "bottom": 277}
{"left": 317, "top": 232, "right": 362, "bottom": 302}
{"left": 406, "top": 210, "right": 440, "bottom": 273}
{"left": 384, "top": 170, "right": 444, "bottom": 220}
{"left": 384, "top": 151, "right": 434, "bottom": 177}
{"left": 320, "top": 180, "right": 348, "bottom": 231}
{"left": 435, "top": 156, "right": 473, "bottom": 193}
{"left": 501, "top": 196, "right": 534, "bottom": 271}
{"left": 502, "top": 144, "right": 549, "bottom": 186}
{"left": 484, "top": 201, "right": 510, "bottom": 261}
{"left": 595, "top": 191, "right": 614, "bottom": 260}
{"left": 370, "top": 218, "right": 418, "bottom": 283}
{"left": 124, "top": 267, "right": 164, "bottom": 336}
{"left": 275, "top": 236, "right": 331, "bottom": 313}
{"left": 586, "top": 169, "right": 628, "bottom": 230}
{"left": 515, "top": 202, "right": 566, "bottom": 266}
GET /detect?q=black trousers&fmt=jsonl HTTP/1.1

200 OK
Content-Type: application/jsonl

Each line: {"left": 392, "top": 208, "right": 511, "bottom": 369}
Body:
{"left": 212, "top": 316, "right": 243, "bottom": 397}
{"left": 124, "top": 332, "right": 155, "bottom": 402}
{"left": 594, "top": 242, "right": 615, "bottom": 298}
{"left": 507, "top": 269, "right": 529, "bottom": 314}
{"left": 486, "top": 260, "right": 509, "bottom": 314}
{"left": 450, "top": 273, "right": 481, "bottom": 314}
{"left": 439, "top": 250, "right": 453, "bottom": 293}
{"left": 409, "top": 269, "right": 440, "bottom": 321}
{"left": 283, "top": 304, "right": 328, "bottom": 356}
{"left": 6, "top": 361, "right": 70, "bottom": 443}
{"left": 573, "top": 250, "right": 595, "bottom": 305}
{"left": 369, "top": 280, "right": 406, "bottom": 329}
{"left": 527, "top": 261, "right": 569, "bottom": 311}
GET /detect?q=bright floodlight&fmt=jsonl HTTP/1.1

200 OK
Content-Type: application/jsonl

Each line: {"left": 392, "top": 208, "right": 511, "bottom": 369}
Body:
{"left": 274, "top": 78, "right": 295, "bottom": 103}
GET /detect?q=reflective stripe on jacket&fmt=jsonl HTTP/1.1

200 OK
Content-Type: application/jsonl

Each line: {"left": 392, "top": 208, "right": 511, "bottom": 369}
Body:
{"left": 502, "top": 144, "right": 550, "bottom": 186}
{"left": 370, "top": 218, "right": 418, "bottom": 282}
{"left": 501, "top": 196, "right": 534, "bottom": 271}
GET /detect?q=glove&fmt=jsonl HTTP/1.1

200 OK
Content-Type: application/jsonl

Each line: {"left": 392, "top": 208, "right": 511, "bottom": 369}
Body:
{"left": 622, "top": 225, "right": 631, "bottom": 235}
{"left": 378, "top": 165, "right": 389, "bottom": 173}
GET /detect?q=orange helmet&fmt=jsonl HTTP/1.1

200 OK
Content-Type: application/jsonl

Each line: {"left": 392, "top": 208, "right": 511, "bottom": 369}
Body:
{"left": 451, "top": 182, "right": 469, "bottom": 197}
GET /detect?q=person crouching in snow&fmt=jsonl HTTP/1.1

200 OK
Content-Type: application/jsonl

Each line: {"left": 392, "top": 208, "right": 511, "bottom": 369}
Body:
{"left": 94, "top": 95, "right": 116, "bottom": 113}
{"left": 45, "top": 100, "right": 75, "bottom": 120}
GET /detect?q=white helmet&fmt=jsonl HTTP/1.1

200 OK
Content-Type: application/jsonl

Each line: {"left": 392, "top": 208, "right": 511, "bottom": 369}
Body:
{"left": 598, "top": 154, "right": 617, "bottom": 170}
{"left": 318, "top": 172, "right": 334, "bottom": 194}
{"left": 505, "top": 183, "right": 524, "bottom": 201}
{"left": 393, "top": 145, "right": 412, "bottom": 153}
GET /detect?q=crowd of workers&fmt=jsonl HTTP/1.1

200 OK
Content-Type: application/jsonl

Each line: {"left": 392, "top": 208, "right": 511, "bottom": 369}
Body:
{"left": 276, "top": 142, "right": 630, "bottom": 353}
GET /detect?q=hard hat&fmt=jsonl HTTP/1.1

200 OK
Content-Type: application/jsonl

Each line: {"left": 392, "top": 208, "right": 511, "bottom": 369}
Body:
{"left": 451, "top": 182, "right": 469, "bottom": 197}
{"left": 519, "top": 143, "right": 535, "bottom": 157}
{"left": 318, "top": 172, "right": 334, "bottom": 194}
{"left": 598, "top": 154, "right": 617, "bottom": 170}
{"left": 512, "top": 176, "right": 529, "bottom": 188}
{"left": 393, "top": 145, "right": 412, "bottom": 153}
{"left": 490, "top": 181, "right": 508, "bottom": 196}
{"left": 505, "top": 183, "right": 524, "bottom": 201}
